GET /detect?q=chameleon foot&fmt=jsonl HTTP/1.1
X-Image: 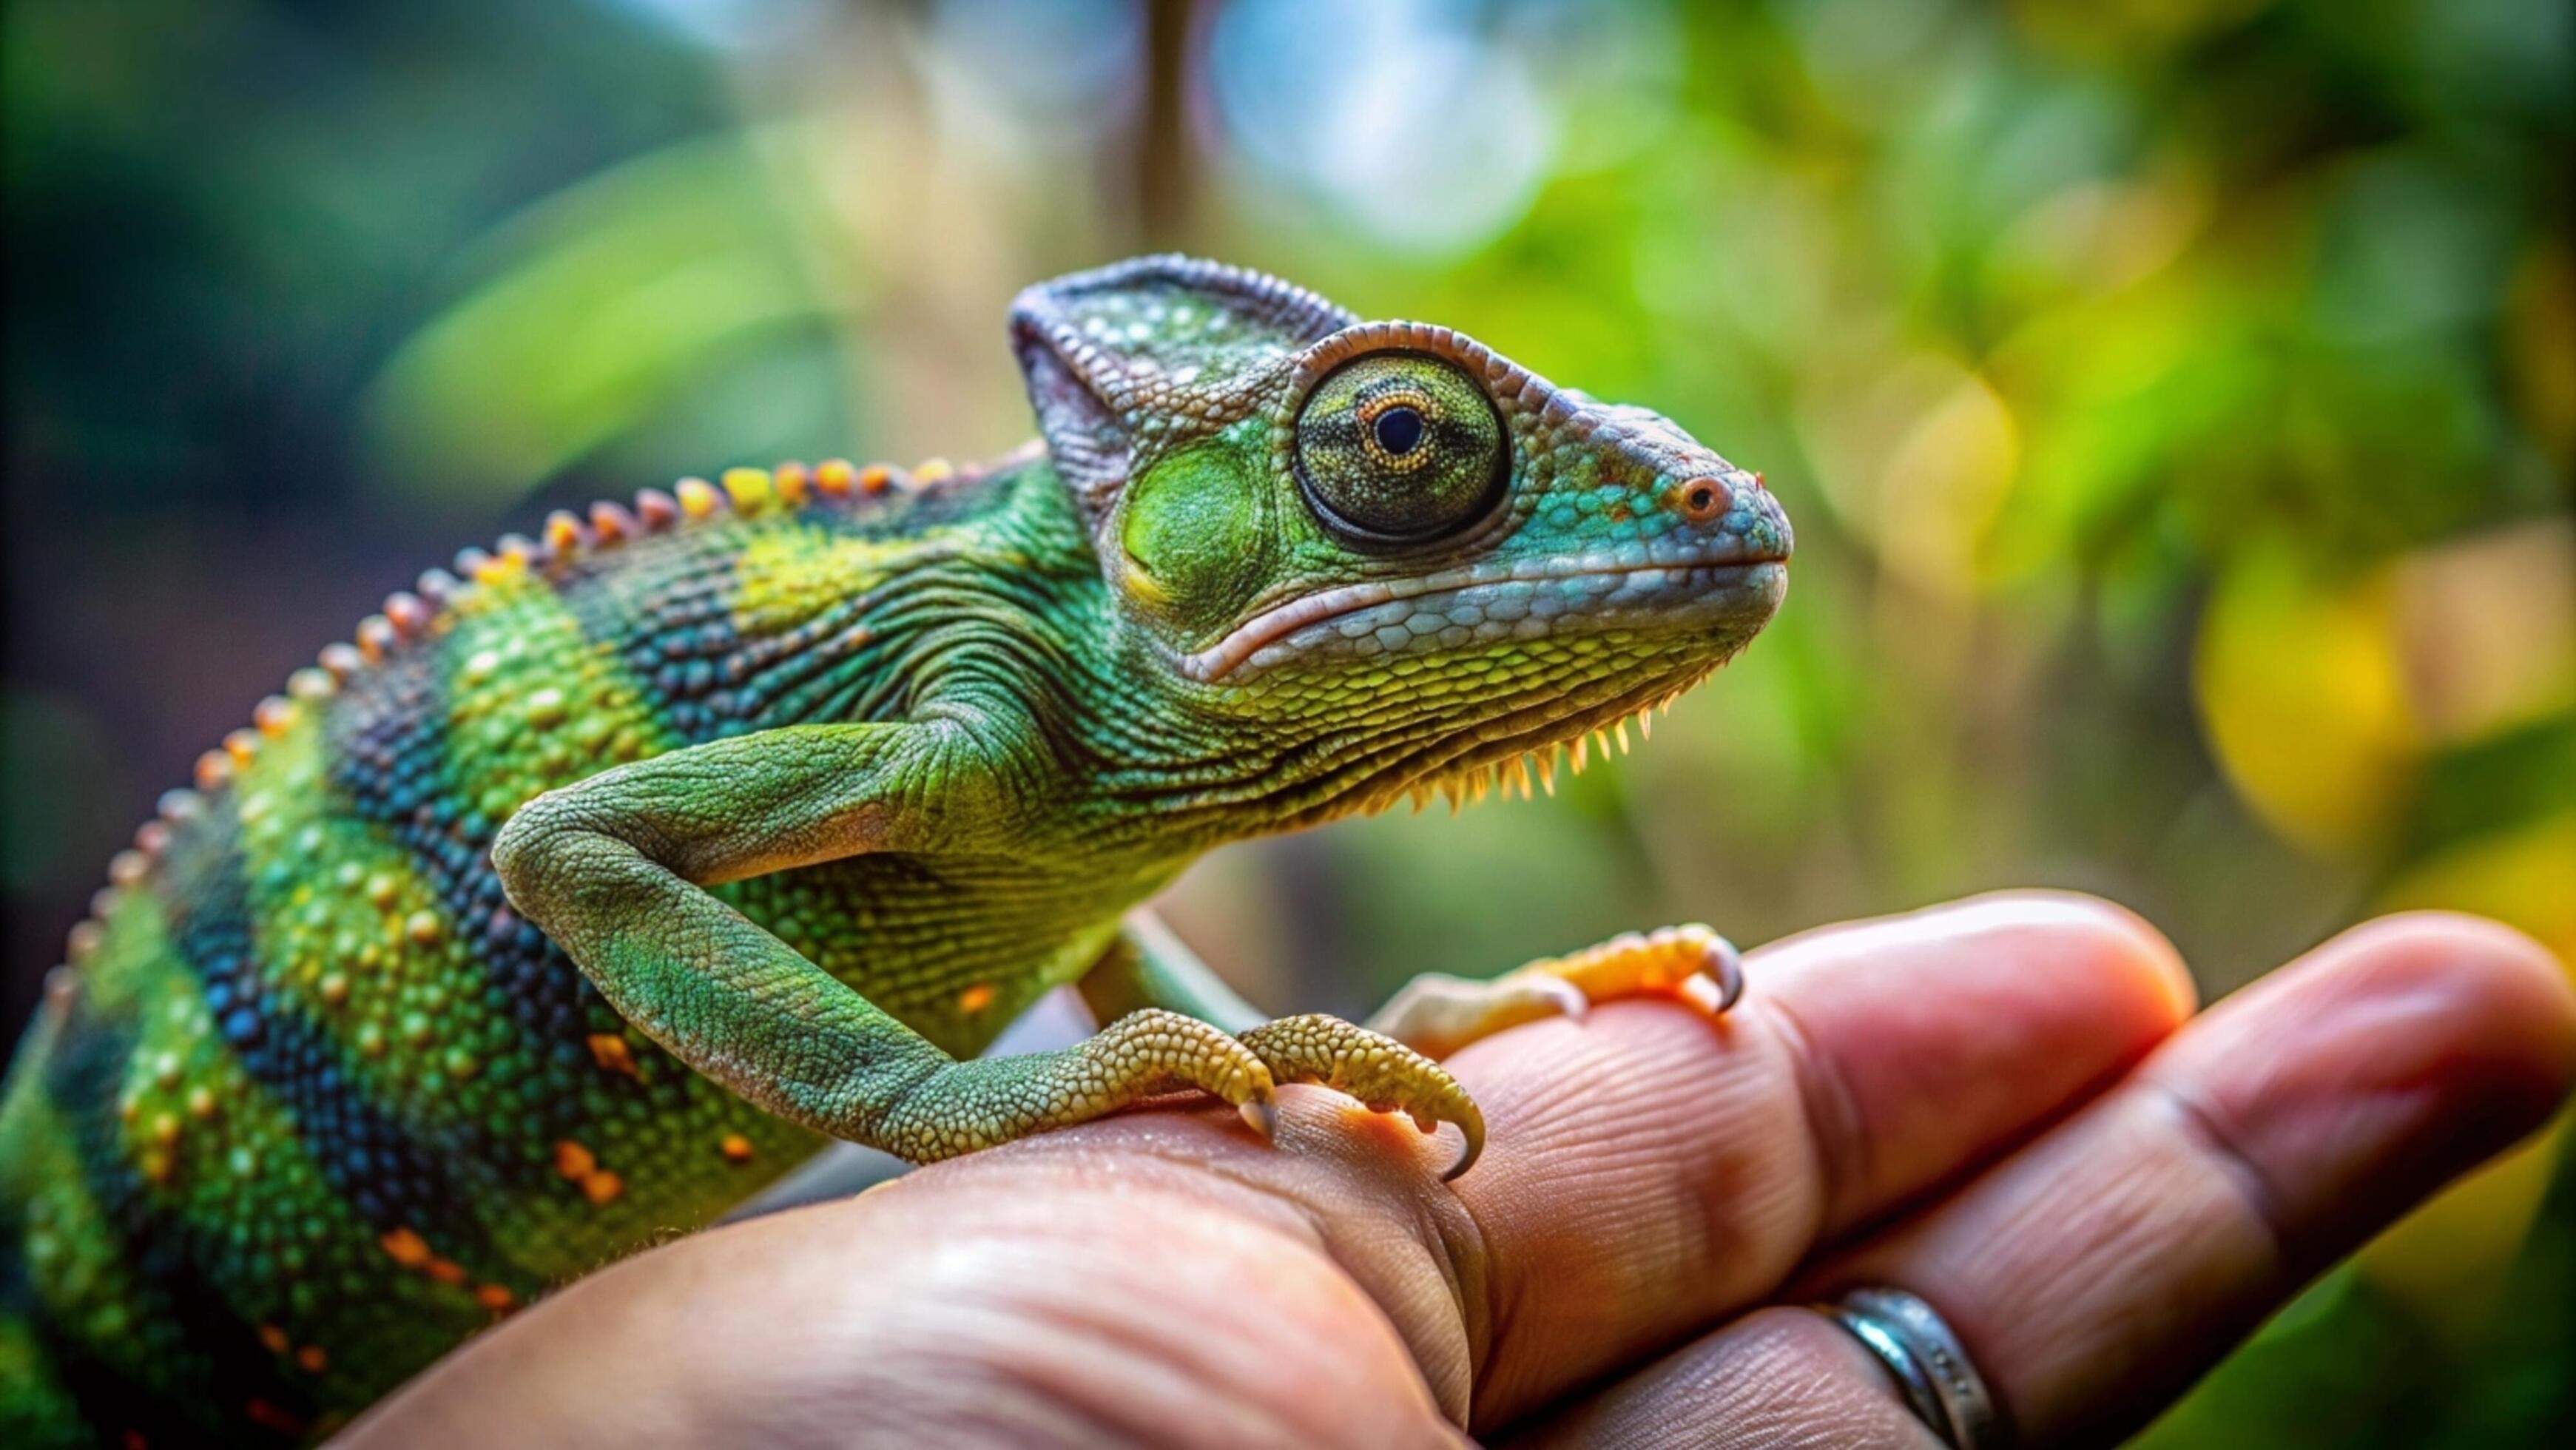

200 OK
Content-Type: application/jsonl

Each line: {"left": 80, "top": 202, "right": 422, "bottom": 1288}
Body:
{"left": 1236, "top": 1015, "right": 1487, "bottom": 1181}
{"left": 1367, "top": 923, "right": 1746, "bottom": 1061}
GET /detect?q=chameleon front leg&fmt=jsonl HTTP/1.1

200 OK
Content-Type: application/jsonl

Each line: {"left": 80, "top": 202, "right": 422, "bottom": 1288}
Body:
{"left": 1367, "top": 925, "right": 1747, "bottom": 1061}
{"left": 1079, "top": 912, "right": 1486, "bottom": 1178}
{"left": 491, "top": 721, "right": 1279, "bottom": 1164}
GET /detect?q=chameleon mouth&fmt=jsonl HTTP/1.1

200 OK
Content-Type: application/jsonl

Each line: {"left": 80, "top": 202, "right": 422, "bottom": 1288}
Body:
{"left": 1177, "top": 548, "right": 1787, "bottom": 683}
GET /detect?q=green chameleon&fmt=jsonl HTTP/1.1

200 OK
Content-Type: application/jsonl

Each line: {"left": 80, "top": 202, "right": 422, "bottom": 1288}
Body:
{"left": 0, "top": 257, "right": 1790, "bottom": 1444}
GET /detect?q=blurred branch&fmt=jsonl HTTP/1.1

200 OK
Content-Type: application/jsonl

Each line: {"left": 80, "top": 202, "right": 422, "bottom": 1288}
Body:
{"left": 1138, "top": 0, "right": 1200, "bottom": 246}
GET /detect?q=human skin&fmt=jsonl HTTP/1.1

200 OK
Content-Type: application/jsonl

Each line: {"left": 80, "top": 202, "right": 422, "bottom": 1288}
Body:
{"left": 346, "top": 894, "right": 2576, "bottom": 1447}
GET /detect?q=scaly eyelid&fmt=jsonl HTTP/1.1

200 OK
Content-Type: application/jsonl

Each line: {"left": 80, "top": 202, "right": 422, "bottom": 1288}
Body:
{"left": 1354, "top": 385, "right": 1436, "bottom": 426}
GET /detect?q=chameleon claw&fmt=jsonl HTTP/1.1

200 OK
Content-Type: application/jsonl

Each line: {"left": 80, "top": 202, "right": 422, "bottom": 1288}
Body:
{"left": 1676, "top": 933, "right": 1744, "bottom": 1016}
{"left": 1238, "top": 1095, "right": 1279, "bottom": 1142}
{"left": 1237, "top": 1014, "right": 1487, "bottom": 1181}
{"left": 1440, "top": 1099, "right": 1486, "bottom": 1182}
{"left": 1709, "top": 934, "right": 1744, "bottom": 1013}
{"left": 1521, "top": 971, "right": 1591, "bottom": 1025}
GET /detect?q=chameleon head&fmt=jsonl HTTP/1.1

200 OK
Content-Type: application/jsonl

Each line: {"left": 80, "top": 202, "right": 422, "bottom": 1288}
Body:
{"left": 1013, "top": 256, "right": 1790, "bottom": 809}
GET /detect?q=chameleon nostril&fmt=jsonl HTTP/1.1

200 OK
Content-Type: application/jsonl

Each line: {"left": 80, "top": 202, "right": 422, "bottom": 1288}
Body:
{"left": 1673, "top": 478, "right": 1729, "bottom": 524}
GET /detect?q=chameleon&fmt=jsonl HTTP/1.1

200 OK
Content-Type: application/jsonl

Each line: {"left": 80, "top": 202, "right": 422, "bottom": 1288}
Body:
{"left": 0, "top": 256, "right": 1790, "bottom": 1445}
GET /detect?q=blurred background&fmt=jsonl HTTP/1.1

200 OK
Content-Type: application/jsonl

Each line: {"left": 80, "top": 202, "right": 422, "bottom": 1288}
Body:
{"left": 4, "top": 0, "right": 2569, "bottom": 1440}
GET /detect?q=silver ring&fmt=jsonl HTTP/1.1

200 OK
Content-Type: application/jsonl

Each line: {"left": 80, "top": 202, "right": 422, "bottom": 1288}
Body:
{"left": 1818, "top": 1287, "right": 2002, "bottom": 1449}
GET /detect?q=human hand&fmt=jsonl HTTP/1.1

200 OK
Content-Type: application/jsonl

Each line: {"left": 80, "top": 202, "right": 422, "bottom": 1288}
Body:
{"left": 348, "top": 896, "right": 2576, "bottom": 1447}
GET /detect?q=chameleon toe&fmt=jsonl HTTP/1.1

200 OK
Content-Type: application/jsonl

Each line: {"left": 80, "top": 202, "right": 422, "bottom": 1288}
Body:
{"left": 1235, "top": 1014, "right": 1488, "bottom": 1179}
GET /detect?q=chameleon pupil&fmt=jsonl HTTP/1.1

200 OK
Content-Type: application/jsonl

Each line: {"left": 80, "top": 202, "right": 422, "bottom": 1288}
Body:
{"left": 1374, "top": 406, "right": 1425, "bottom": 456}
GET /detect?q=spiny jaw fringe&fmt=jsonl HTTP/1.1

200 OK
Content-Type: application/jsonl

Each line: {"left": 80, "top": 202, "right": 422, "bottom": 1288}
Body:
{"left": 1367, "top": 684, "right": 1695, "bottom": 818}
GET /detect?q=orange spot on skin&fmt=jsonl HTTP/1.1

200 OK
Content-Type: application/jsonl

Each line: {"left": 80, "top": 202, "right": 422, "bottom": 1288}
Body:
{"left": 581, "top": 1170, "right": 625, "bottom": 1207}
{"left": 857, "top": 463, "right": 893, "bottom": 494}
{"left": 244, "top": 1399, "right": 306, "bottom": 1436}
{"left": 675, "top": 477, "right": 719, "bottom": 519}
{"left": 223, "top": 729, "right": 260, "bottom": 764}
{"left": 587, "top": 1033, "right": 642, "bottom": 1080}
{"left": 773, "top": 461, "right": 809, "bottom": 502}
{"left": 257, "top": 1323, "right": 291, "bottom": 1355}
{"left": 814, "top": 459, "right": 855, "bottom": 494}
{"left": 295, "top": 1344, "right": 328, "bottom": 1374}
{"left": 425, "top": 1257, "right": 467, "bottom": 1287}
{"left": 720, "top": 1133, "right": 755, "bottom": 1164}
{"left": 380, "top": 1227, "right": 430, "bottom": 1268}
{"left": 475, "top": 1283, "right": 516, "bottom": 1312}
{"left": 553, "top": 1141, "right": 596, "bottom": 1181}
{"left": 958, "top": 982, "right": 997, "bottom": 1014}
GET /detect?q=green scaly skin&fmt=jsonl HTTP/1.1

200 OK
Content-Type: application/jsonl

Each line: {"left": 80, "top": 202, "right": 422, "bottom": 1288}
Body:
{"left": 0, "top": 257, "right": 1790, "bottom": 1444}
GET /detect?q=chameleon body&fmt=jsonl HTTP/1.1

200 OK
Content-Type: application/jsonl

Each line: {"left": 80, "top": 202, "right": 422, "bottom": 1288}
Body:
{"left": 0, "top": 257, "right": 1790, "bottom": 1443}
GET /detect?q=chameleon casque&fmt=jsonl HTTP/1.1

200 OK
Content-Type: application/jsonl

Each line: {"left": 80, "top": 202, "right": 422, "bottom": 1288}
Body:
{"left": 0, "top": 256, "right": 1790, "bottom": 1443}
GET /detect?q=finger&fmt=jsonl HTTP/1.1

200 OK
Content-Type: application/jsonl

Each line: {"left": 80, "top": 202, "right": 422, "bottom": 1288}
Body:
{"left": 1500, "top": 1307, "right": 1939, "bottom": 1450}
{"left": 1750, "top": 892, "right": 2196, "bottom": 1238}
{"left": 1449, "top": 891, "right": 2193, "bottom": 1422}
{"left": 1803, "top": 913, "right": 2576, "bottom": 1447}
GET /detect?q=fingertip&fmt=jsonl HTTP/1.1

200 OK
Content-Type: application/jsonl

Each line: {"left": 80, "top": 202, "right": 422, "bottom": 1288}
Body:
{"left": 2317, "top": 911, "right": 2576, "bottom": 1116}
{"left": 2012, "top": 890, "right": 2199, "bottom": 1023}
{"left": 1876, "top": 889, "right": 2199, "bottom": 1030}
{"left": 2144, "top": 910, "right": 2576, "bottom": 1252}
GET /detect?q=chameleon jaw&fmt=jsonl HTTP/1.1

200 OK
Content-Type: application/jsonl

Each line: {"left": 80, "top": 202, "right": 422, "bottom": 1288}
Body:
{"left": 1173, "top": 550, "right": 1787, "bottom": 684}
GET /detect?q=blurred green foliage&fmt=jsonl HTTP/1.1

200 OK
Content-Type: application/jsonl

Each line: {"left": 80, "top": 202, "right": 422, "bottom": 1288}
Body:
{"left": 4, "top": 0, "right": 2569, "bottom": 1442}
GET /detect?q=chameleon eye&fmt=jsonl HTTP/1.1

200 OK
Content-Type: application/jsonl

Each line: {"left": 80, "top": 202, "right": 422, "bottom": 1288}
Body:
{"left": 1294, "top": 354, "right": 1505, "bottom": 542}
